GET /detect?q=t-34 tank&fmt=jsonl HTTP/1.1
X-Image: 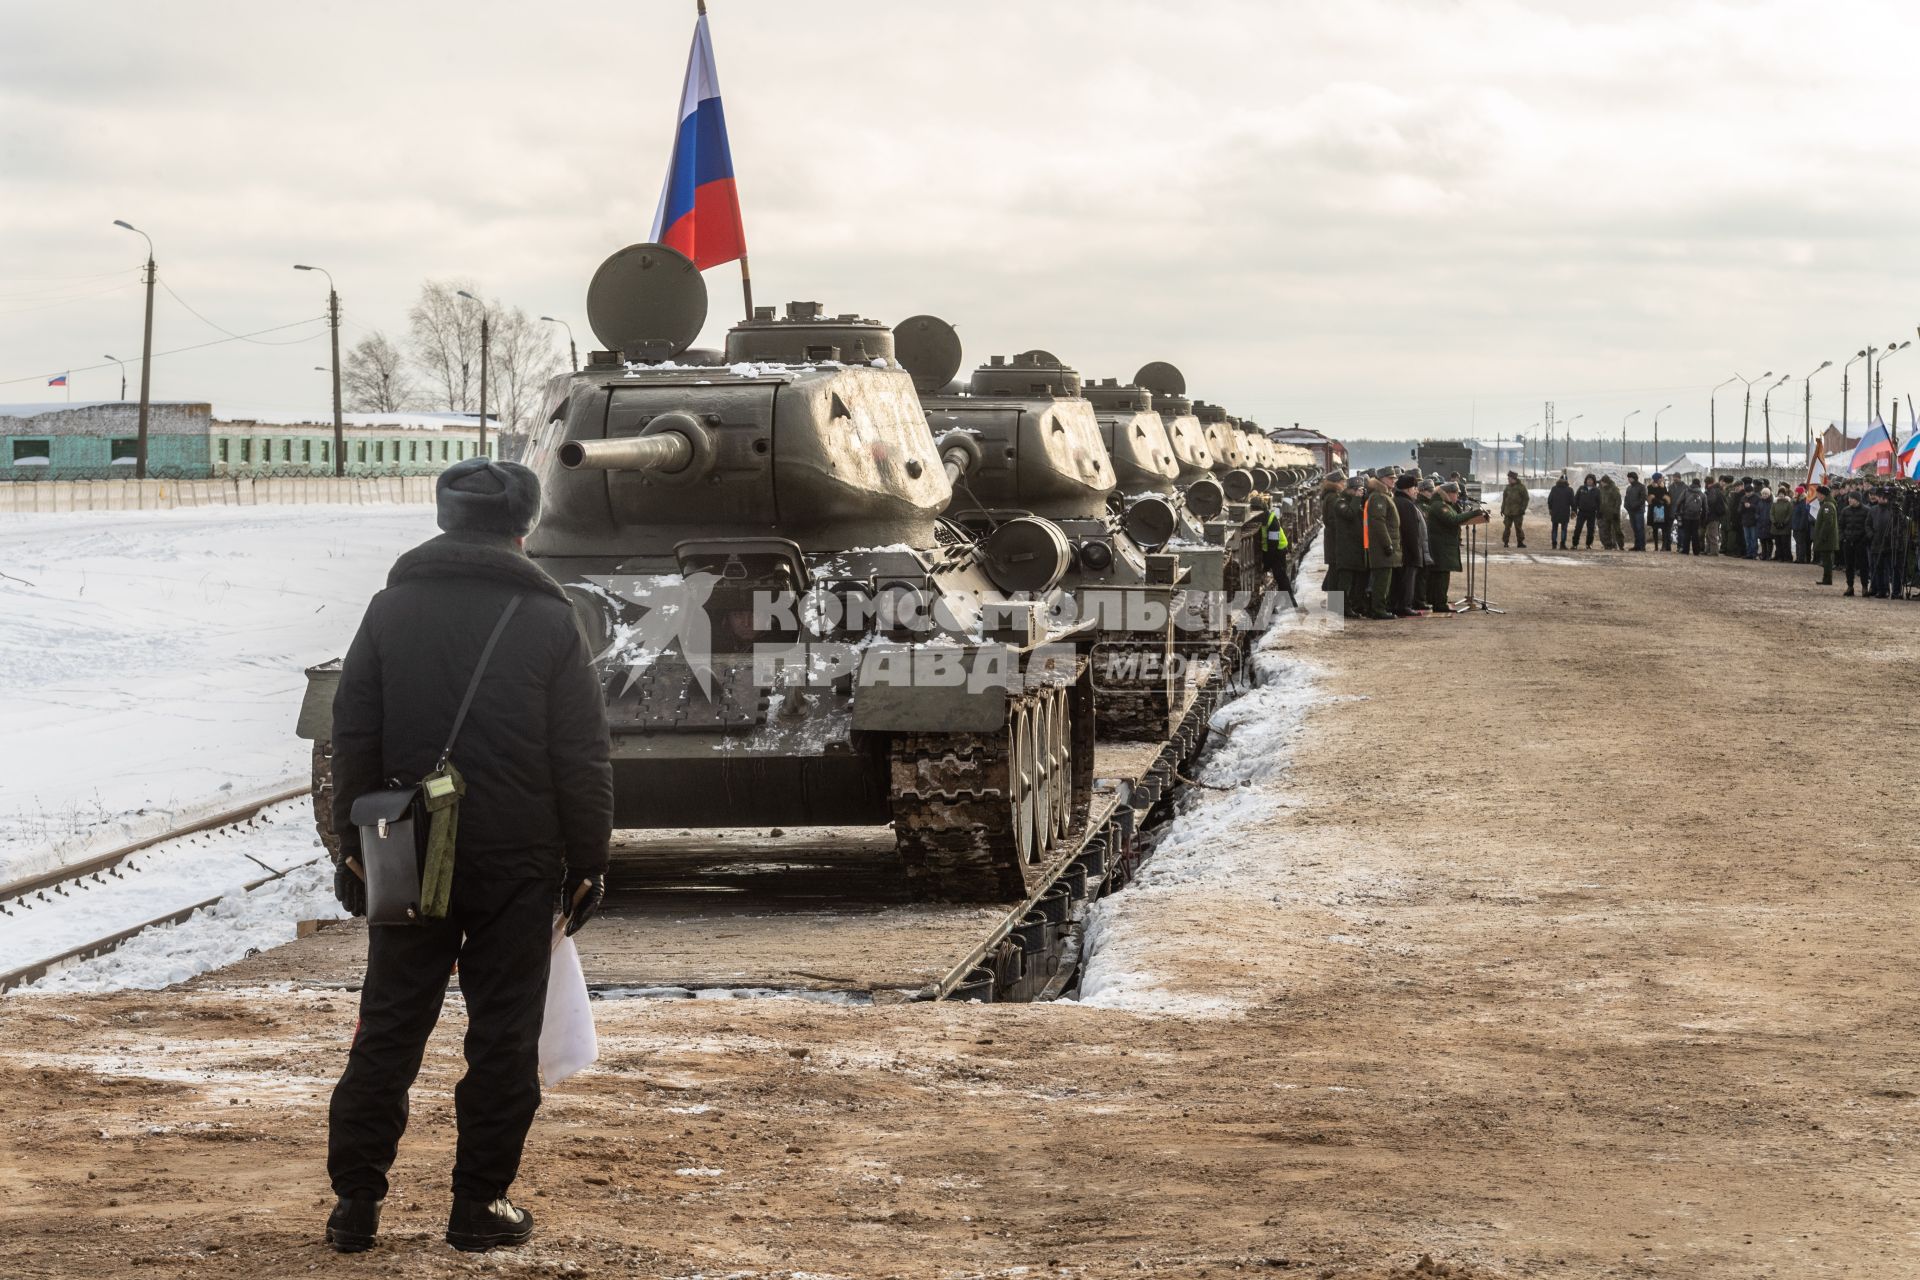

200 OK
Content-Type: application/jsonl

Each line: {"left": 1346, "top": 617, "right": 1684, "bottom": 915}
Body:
{"left": 300, "top": 245, "right": 1097, "bottom": 903}
{"left": 1132, "top": 365, "right": 1269, "bottom": 641}
{"left": 894, "top": 322, "right": 1186, "bottom": 741}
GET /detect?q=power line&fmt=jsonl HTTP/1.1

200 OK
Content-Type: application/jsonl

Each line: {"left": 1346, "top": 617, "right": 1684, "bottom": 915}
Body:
{"left": 158, "top": 280, "right": 323, "bottom": 347}
{"left": 0, "top": 317, "right": 325, "bottom": 388}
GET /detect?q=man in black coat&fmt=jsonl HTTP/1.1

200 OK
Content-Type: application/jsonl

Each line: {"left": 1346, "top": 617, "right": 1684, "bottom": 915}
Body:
{"left": 324, "top": 458, "right": 614, "bottom": 1255}
{"left": 1623, "top": 472, "right": 1648, "bottom": 550}
{"left": 1866, "top": 488, "right": 1899, "bottom": 597}
{"left": 1546, "top": 474, "right": 1574, "bottom": 549}
{"left": 1838, "top": 489, "right": 1871, "bottom": 595}
{"left": 1570, "top": 475, "right": 1601, "bottom": 549}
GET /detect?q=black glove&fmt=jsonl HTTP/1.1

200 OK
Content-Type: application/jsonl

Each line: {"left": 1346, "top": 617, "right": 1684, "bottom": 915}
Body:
{"left": 333, "top": 858, "right": 367, "bottom": 917}
{"left": 563, "top": 871, "right": 605, "bottom": 937}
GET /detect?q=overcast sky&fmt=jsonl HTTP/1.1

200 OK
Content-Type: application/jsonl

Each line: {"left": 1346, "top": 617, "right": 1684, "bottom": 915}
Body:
{"left": 4, "top": 0, "right": 1918, "bottom": 443}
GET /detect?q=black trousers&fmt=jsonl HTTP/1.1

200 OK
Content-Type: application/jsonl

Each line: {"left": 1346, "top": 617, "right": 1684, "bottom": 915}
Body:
{"left": 1263, "top": 549, "right": 1294, "bottom": 599}
{"left": 329, "top": 875, "right": 557, "bottom": 1203}
{"left": 1842, "top": 542, "right": 1867, "bottom": 591}
{"left": 1676, "top": 520, "right": 1699, "bottom": 554}
{"left": 1571, "top": 512, "right": 1596, "bottom": 546}
{"left": 1650, "top": 520, "right": 1671, "bottom": 550}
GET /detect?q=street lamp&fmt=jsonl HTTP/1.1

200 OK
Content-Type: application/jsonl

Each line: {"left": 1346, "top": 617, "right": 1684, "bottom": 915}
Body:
{"left": 294, "top": 265, "right": 345, "bottom": 477}
{"left": 1710, "top": 376, "right": 1739, "bottom": 473}
{"left": 456, "top": 290, "right": 491, "bottom": 457}
{"left": 1843, "top": 349, "right": 1867, "bottom": 445}
{"left": 1734, "top": 370, "right": 1774, "bottom": 466}
{"left": 1876, "top": 339, "right": 1910, "bottom": 426}
{"left": 539, "top": 316, "right": 578, "bottom": 373}
{"left": 1650, "top": 404, "right": 1672, "bottom": 470}
{"left": 103, "top": 354, "right": 127, "bottom": 401}
{"left": 1803, "top": 360, "right": 1832, "bottom": 465}
{"left": 113, "top": 220, "right": 156, "bottom": 478}
{"left": 1620, "top": 409, "right": 1641, "bottom": 465}
{"left": 1761, "top": 374, "right": 1789, "bottom": 466}
{"left": 1561, "top": 413, "right": 1583, "bottom": 471}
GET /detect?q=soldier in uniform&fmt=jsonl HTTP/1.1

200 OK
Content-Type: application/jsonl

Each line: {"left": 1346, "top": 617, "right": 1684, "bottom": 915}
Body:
{"left": 1320, "top": 472, "right": 1363, "bottom": 617}
{"left": 1598, "top": 475, "right": 1625, "bottom": 550}
{"left": 1361, "top": 473, "right": 1402, "bottom": 620}
{"left": 1421, "top": 482, "right": 1488, "bottom": 611}
{"left": 1499, "top": 470, "right": 1530, "bottom": 548}
{"left": 1812, "top": 484, "right": 1838, "bottom": 584}
{"left": 1391, "top": 473, "right": 1432, "bottom": 617}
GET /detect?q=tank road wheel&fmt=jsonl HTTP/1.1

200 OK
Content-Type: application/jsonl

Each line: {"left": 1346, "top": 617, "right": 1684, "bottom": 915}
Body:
{"left": 891, "top": 683, "right": 1081, "bottom": 903}
{"left": 1029, "top": 702, "right": 1059, "bottom": 871}
{"left": 1046, "top": 686, "right": 1073, "bottom": 841}
{"left": 310, "top": 740, "right": 342, "bottom": 862}
{"left": 1011, "top": 703, "right": 1039, "bottom": 869}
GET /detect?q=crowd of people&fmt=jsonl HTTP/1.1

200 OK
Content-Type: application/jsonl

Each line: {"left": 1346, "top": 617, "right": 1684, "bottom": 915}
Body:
{"left": 1315, "top": 467, "right": 1492, "bottom": 619}
{"left": 1530, "top": 469, "right": 1919, "bottom": 597}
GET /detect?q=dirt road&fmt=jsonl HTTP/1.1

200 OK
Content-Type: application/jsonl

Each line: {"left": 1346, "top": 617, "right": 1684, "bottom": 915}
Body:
{"left": 4, "top": 544, "right": 1917, "bottom": 1278}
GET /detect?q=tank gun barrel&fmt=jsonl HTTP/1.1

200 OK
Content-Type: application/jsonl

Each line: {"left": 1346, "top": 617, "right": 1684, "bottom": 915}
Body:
{"left": 936, "top": 430, "right": 983, "bottom": 486}
{"left": 558, "top": 430, "right": 695, "bottom": 474}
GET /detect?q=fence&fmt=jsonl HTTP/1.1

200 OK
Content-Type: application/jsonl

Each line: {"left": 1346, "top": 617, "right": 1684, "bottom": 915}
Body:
{"left": 0, "top": 475, "right": 437, "bottom": 514}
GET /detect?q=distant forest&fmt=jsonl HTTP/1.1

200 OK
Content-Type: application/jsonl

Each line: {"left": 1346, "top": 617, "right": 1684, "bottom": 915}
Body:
{"left": 1339, "top": 437, "right": 1809, "bottom": 471}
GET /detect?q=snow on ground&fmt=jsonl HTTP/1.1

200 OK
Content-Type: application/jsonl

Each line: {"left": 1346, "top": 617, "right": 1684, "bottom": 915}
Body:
{"left": 0, "top": 504, "right": 437, "bottom": 883}
{"left": 1074, "top": 544, "right": 1340, "bottom": 1015}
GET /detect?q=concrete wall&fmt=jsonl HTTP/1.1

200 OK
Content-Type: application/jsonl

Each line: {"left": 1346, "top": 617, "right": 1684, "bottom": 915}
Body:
{"left": 0, "top": 475, "right": 436, "bottom": 514}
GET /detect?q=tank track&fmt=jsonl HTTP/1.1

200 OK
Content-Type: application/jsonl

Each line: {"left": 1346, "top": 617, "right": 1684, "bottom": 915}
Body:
{"left": 310, "top": 740, "right": 342, "bottom": 863}
{"left": 1093, "top": 634, "right": 1177, "bottom": 742}
{"left": 891, "top": 669, "right": 1090, "bottom": 902}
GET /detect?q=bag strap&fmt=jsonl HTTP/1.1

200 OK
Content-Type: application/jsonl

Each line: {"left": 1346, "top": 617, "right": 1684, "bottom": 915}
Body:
{"left": 436, "top": 593, "right": 524, "bottom": 770}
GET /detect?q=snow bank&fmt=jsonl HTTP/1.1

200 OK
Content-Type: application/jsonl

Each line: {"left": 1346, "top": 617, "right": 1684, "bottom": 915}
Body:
{"left": 0, "top": 504, "right": 437, "bottom": 882}
{"left": 1073, "top": 545, "right": 1339, "bottom": 1014}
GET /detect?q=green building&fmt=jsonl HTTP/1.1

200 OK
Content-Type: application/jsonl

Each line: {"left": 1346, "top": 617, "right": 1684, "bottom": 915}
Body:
{"left": 0, "top": 402, "right": 493, "bottom": 481}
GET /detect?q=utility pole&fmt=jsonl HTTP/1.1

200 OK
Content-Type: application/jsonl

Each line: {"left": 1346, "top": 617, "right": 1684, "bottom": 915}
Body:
{"left": 104, "top": 354, "right": 126, "bottom": 401}
{"left": 1562, "top": 413, "right": 1582, "bottom": 470}
{"left": 295, "top": 265, "right": 345, "bottom": 476}
{"left": 1762, "top": 375, "right": 1788, "bottom": 466}
{"left": 457, "top": 290, "right": 492, "bottom": 457}
{"left": 1621, "top": 409, "right": 1641, "bottom": 464}
{"left": 1544, "top": 400, "right": 1555, "bottom": 476}
{"left": 1651, "top": 404, "right": 1671, "bottom": 472}
{"left": 1734, "top": 370, "right": 1773, "bottom": 468}
{"left": 114, "top": 220, "right": 156, "bottom": 479}
{"left": 1803, "top": 360, "right": 1832, "bottom": 469}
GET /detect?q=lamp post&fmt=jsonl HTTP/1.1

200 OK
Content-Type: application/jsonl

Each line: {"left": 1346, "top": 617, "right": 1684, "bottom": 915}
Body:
{"left": 1710, "top": 376, "right": 1739, "bottom": 475}
{"left": 293, "top": 265, "right": 345, "bottom": 477}
{"left": 1803, "top": 360, "right": 1832, "bottom": 465}
{"left": 1761, "top": 374, "right": 1789, "bottom": 466}
{"left": 1650, "top": 404, "right": 1672, "bottom": 470}
{"left": 103, "top": 354, "right": 127, "bottom": 401}
{"left": 1620, "top": 409, "right": 1641, "bottom": 465}
{"left": 539, "top": 316, "right": 578, "bottom": 372}
{"left": 1561, "top": 413, "right": 1583, "bottom": 471}
{"left": 1735, "top": 370, "right": 1774, "bottom": 467}
{"left": 455, "top": 290, "right": 491, "bottom": 457}
{"left": 112, "top": 220, "right": 156, "bottom": 479}
{"left": 1843, "top": 350, "right": 1866, "bottom": 446}
{"left": 1862, "top": 345, "right": 1881, "bottom": 433}
{"left": 1876, "top": 339, "right": 1910, "bottom": 425}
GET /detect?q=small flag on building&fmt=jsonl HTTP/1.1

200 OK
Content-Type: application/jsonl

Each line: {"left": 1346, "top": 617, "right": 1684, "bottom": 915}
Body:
{"left": 47, "top": 373, "right": 67, "bottom": 387}
{"left": 649, "top": 4, "right": 752, "bottom": 314}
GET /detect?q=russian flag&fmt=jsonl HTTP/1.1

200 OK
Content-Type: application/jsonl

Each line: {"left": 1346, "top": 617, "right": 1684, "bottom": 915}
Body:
{"left": 1852, "top": 419, "right": 1894, "bottom": 473}
{"left": 649, "top": 12, "right": 746, "bottom": 271}
{"left": 47, "top": 373, "right": 67, "bottom": 387}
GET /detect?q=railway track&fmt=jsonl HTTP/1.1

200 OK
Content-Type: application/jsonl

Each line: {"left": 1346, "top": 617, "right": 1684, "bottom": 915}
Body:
{"left": 0, "top": 784, "right": 321, "bottom": 993}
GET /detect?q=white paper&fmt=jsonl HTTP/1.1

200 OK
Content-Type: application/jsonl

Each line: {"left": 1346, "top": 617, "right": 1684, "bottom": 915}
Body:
{"left": 538, "top": 933, "right": 598, "bottom": 1085}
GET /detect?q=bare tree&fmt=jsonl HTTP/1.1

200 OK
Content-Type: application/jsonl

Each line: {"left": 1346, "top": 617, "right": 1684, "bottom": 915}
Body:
{"left": 486, "top": 305, "right": 566, "bottom": 441}
{"left": 407, "top": 279, "right": 485, "bottom": 411}
{"left": 341, "top": 331, "right": 421, "bottom": 413}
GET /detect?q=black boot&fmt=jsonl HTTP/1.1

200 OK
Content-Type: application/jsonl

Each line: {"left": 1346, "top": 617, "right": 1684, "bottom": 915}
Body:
{"left": 446, "top": 1195, "right": 535, "bottom": 1252}
{"left": 325, "top": 1197, "right": 382, "bottom": 1253}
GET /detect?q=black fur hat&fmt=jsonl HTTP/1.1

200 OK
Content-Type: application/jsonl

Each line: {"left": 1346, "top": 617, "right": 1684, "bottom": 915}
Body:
{"left": 436, "top": 457, "right": 541, "bottom": 537}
